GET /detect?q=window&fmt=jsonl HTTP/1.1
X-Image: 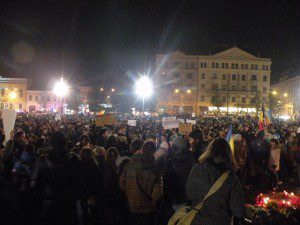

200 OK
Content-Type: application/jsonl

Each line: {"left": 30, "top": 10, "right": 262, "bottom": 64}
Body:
{"left": 1, "top": 89, "right": 5, "bottom": 97}
{"left": 251, "top": 75, "right": 257, "bottom": 80}
{"left": 191, "top": 62, "right": 195, "bottom": 68}
{"left": 19, "top": 89, "right": 23, "bottom": 98}
{"left": 232, "top": 74, "right": 237, "bottom": 80}
{"left": 47, "top": 96, "right": 50, "bottom": 101}
{"left": 187, "top": 74, "right": 193, "bottom": 79}
{"left": 221, "top": 63, "right": 225, "bottom": 68}
{"left": 212, "top": 62, "right": 215, "bottom": 68}
{"left": 222, "top": 85, "right": 226, "bottom": 91}
{"left": 216, "top": 62, "right": 219, "bottom": 68}
{"left": 222, "top": 74, "right": 227, "bottom": 80}
{"left": 263, "top": 75, "right": 267, "bottom": 82}
{"left": 185, "top": 62, "right": 189, "bottom": 68}
{"left": 251, "top": 64, "right": 254, "bottom": 70}
{"left": 262, "top": 65, "right": 265, "bottom": 70}
{"left": 266, "top": 65, "right": 269, "bottom": 70}
{"left": 200, "top": 95, "right": 205, "bottom": 102}
{"left": 255, "top": 64, "right": 258, "bottom": 70}
{"left": 201, "top": 84, "right": 205, "bottom": 90}
{"left": 241, "top": 64, "right": 244, "bottom": 69}
{"left": 19, "top": 103, "right": 22, "bottom": 109}
{"left": 232, "top": 86, "right": 236, "bottom": 91}
{"left": 174, "top": 73, "right": 180, "bottom": 79}
{"left": 35, "top": 96, "right": 38, "bottom": 101}
{"left": 235, "top": 64, "right": 238, "bottom": 69}
{"left": 212, "top": 84, "right": 219, "bottom": 90}
{"left": 263, "top": 87, "right": 267, "bottom": 93}
{"left": 231, "top": 63, "right": 234, "bottom": 69}
{"left": 232, "top": 97, "right": 236, "bottom": 102}
{"left": 225, "top": 63, "right": 229, "bottom": 68}
{"left": 251, "top": 86, "right": 258, "bottom": 92}
{"left": 212, "top": 73, "right": 217, "bottom": 79}
{"left": 29, "top": 95, "right": 32, "bottom": 101}
{"left": 242, "top": 97, "right": 246, "bottom": 103}
{"left": 251, "top": 98, "right": 255, "bottom": 103}
{"left": 241, "top": 75, "right": 246, "bottom": 81}
{"left": 241, "top": 86, "right": 246, "bottom": 91}
{"left": 222, "top": 96, "right": 226, "bottom": 103}
{"left": 201, "top": 73, "right": 205, "bottom": 79}
{"left": 245, "top": 64, "right": 248, "bottom": 69}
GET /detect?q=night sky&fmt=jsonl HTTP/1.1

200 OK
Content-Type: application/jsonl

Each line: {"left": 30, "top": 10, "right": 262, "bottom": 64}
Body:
{"left": 1, "top": 0, "right": 300, "bottom": 91}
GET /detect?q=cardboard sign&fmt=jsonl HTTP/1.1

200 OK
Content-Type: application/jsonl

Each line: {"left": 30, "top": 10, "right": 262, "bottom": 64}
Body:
{"left": 95, "top": 114, "right": 117, "bottom": 127}
{"left": 2, "top": 109, "right": 17, "bottom": 143}
{"left": 186, "top": 119, "right": 196, "bottom": 125}
{"left": 127, "top": 120, "right": 136, "bottom": 126}
{"left": 179, "top": 123, "right": 193, "bottom": 135}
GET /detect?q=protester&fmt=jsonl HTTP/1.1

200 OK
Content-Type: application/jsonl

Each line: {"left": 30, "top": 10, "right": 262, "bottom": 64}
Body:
{"left": 186, "top": 138, "right": 245, "bottom": 225}
{"left": 234, "top": 134, "right": 248, "bottom": 188}
{"left": 120, "top": 141, "right": 162, "bottom": 225}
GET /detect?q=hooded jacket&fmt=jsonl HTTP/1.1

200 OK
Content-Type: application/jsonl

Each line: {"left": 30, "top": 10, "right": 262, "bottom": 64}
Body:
{"left": 120, "top": 153, "right": 162, "bottom": 213}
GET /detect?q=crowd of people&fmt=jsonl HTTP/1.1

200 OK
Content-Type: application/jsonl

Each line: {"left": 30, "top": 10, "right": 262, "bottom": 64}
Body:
{"left": 0, "top": 114, "right": 299, "bottom": 225}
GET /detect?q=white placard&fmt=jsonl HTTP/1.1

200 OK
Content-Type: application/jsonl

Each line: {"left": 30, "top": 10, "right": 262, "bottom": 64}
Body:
{"left": 2, "top": 109, "right": 17, "bottom": 143}
{"left": 163, "top": 120, "right": 179, "bottom": 129}
{"left": 162, "top": 116, "right": 177, "bottom": 122}
{"left": 127, "top": 120, "right": 136, "bottom": 126}
{"left": 55, "top": 115, "right": 61, "bottom": 121}
{"left": 179, "top": 119, "right": 185, "bottom": 123}
{"left": 186, "top": 119, "right": 196, "bottom": 125}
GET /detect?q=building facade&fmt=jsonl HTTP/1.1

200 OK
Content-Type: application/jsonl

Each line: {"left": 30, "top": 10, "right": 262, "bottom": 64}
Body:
{"left": 156, "top": 47, "right": 272, "bottom": 115}
{"left": 271, "top": 75, "right": 300, "bottom": 117}
{"left": 0, "top": 76, "right": 29, "bottom": 111}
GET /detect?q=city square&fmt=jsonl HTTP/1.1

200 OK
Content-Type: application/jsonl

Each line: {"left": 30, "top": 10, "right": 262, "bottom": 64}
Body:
{"left": 0, "top": 1, "right": 300, "bottom": 225}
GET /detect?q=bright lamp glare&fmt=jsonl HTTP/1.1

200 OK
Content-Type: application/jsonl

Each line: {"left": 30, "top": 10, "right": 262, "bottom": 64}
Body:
{"left": 135, "top": 76, "right": 153, "bottom": 98}
{"left": 53, "top": 78, "right": 69, "bottom": 97}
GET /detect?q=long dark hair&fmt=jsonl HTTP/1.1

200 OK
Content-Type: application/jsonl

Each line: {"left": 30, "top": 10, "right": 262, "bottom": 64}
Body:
{"left": 199, "top": 138, "right": 238, "bottom": 171}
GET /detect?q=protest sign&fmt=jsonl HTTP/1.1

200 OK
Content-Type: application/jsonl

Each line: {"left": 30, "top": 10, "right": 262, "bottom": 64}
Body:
{"left": 179, "top": 119, "right": 185, "bottom": 123}
{"left": 95, "top": 114, "right": 117, "bottom": 127}
{"left": 2, "top": 109, "right": 17, "bottom": 143}
{"left": 186, "top": 119, "right": 196, "bottom": 125}
{"left": 179, "top": 123, "right": 193, "bottom": 135}
{"left": 127, "top": 120, "right": 136, "bottom": 126}
{"left": 162, "top": 117, "right": 179, "bottom": 129}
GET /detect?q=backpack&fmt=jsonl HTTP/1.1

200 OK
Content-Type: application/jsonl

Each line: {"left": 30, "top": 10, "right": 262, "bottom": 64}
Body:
{"left": 168, "top": 171, "right": 229, "bottom": 225}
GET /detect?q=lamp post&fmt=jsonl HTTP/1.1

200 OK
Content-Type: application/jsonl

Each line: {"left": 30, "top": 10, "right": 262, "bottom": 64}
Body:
{"left": 135, "top": 76, "right": 153, "bottom": 112}
{"left": 53, "top": 78, "right": 69, "bottom": 114}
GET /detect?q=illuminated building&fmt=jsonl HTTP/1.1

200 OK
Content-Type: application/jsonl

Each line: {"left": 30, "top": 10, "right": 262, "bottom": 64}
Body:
{"left": 156, "top": 47, "right": 271, "bottom": 115}
{"left": 0, "top": 76, "right": 29, "bottom": 111}
{"left": 271, "top": 74, "right": 300, "bottom": 117}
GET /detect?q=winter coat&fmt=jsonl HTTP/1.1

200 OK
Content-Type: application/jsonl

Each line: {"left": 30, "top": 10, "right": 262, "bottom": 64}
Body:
{"left": 186, "top": 159, "right": 245, "bottom": 225}
{"left": 163, "top": 145, "right": 195, "bottom": 205}
{"left": 120, "top": 153, "right": 162, "bottom": 213}
{"left": 31, "top": 149, "right": 82, "bottom": 225}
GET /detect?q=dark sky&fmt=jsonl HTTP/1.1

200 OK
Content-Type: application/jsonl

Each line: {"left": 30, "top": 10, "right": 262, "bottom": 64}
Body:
{"left": 1, "top": 0, "right": 300, "bottom": 91}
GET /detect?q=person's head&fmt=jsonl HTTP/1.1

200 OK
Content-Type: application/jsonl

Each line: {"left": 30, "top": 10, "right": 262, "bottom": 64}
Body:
{"left": 104, "top": 129, "right": 113, "bottom": 139}
{"left": 118, "top": 135, "right": 128, "bottom": 144}
{"left": 270, "top": 139, "right": 279, "bottom": 146}
{"left": 234, "top": 134, "right": 242, "bottom": 142}
{"left": 141, "top": 141, "right": 156, "bottom": 156}
{"left": 15, "top": 131, "right": 26, "bottom": 144}
{"left": 28, "top": 135, "right": 37, "bottom": 144}
{"left": 207, "top": 132, "right": 214, "bottom": 141}
{"left": 172, "top": 129, "right": 178, "bottom": 135}
{"left": 199, "top": 138, "right": 238, "bottom": 171}
{"left": 170, "top": 137, "right": 188, "bottom": 153}
{"left": 188, "top": 130, "right": 203, "bottom": 146}
{"left": 118, "top": 127, "right": 126, "bottom": 135}
{"left": 35, "top": 137, "right": 45, "bottom": 149}
{"left": 130, "top": 139, "right": 144, "bottom": 154}
{"left": 146, "top": 134, "right": 156, "bottom": 143}
{"left": 50, "top": 132, "right": 66, "bottom": 149}
{"left": 106, "top": 147, "right": 119, "bottom": 162}
{"left": 93, "top": 146, "right": 106, "bottom": 157}
{"left": 66, "top": 141, "right": 74, "bottom": 150}
{"left": 161, "top": 135, "right": 167, "bottom": 143}
{"left": 80, "top": 135, "right": 90, "bottom": 146}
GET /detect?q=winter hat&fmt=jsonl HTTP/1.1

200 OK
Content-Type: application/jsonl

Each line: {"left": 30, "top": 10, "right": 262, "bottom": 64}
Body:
{"left": 234, "top": 134, "right": 242, "bottom": 141}
{"left": 188, "top": 130, "right": 203, "bottom": 141}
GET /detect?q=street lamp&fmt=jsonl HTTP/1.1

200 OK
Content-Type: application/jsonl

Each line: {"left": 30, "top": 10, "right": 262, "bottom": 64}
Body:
{"left": 53, "top": 78, "right": 69, "bottom": 114}
{"left": 100, "top": 88, "right": 104, "bottom": 92}
{"left": 271, "top": 90, "right": 277, "bottom": 95}
{"left": 187, "top": 89, "right": 191, "bottom": 94}
{"left": 175, "top": 89, "right": 179, "bottom": 93}
{"left": 111, "top": 88, "right": 115, "bottom": 92}
{"left": 283, "top": 93, "right": 288, "bottom": 97}
{"left": 135, "top": 76, "right": 153, "bottom": 111}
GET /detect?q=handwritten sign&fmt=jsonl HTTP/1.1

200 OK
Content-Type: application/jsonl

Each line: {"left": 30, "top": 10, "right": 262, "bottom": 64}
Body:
{"left": 162, "top": 117, "right": 179, "bottom": 129}
{"left": 95, "top": 114, "right": 117, "bottom": 127}
{"left": 179, "top": 123, "right": 193, "bottom": 135}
